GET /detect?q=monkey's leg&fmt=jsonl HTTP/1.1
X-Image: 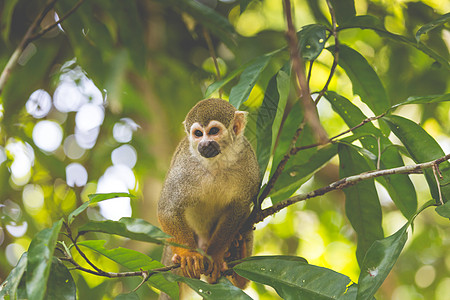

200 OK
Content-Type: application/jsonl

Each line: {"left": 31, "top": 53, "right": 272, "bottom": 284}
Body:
{"left": 226, "top": 230, "right": 253, "bottom": 289}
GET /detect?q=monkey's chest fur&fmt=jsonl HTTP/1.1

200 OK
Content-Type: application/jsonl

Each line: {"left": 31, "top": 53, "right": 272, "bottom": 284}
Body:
{"left": 184, "top": 170, "right": 248, "bottom": 249}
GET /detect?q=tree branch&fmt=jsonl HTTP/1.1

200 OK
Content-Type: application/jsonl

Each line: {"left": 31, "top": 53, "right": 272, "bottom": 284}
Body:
{"left": 292, "top": 113, "right": 386, "bottom": 154}
{"left": 252, "top": 153, "right": 450, "bottom": 223}
{"left": 257, "top": 122, "right": 306, "bottom": 205}
{"left": 29, "top": 0, "right": 85, "bottom": 43}
{"left": 203, "top": 28, "right": 223, "bottom": 98}
{"left": 282, "top": 0, "right": 328, "bottom": 143}
{"left": 314, "top": 0, "right": 339, "bottom": 105}
{"left": 0, "top": 0, "right": 85, "bottom": 96}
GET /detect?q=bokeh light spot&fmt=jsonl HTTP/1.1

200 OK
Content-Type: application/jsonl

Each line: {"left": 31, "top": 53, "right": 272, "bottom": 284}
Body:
{"left": 415, "top": 265, "right": 436, "bottom": 288}
{"left": 54, "top": 81, "right": 85, "bottom": 112}
{"left": 96, "top": 165, "right": 135, "bottom": 221}
{"left": 3, "top": 199, "right": 21, "bottom": 221}
{"left": 66, "top": 163, "right": 88, "bottom": 187}
{"left": 75, "top": 126, "right": 99, "bottom": 149}
{"left": 63, "top": 134, "right": 86, "bottom": 159}
{"left": 26, "top": 89, "right": 52, "bottom": 118}
{"left": 32, "top": 120, "right": 63, "bottom": 152}
{"left": 76, "top": 103, "right": 105, "bottom": 132}
{"left": 113, "top": 118, "right": 139, "bottom": 143}
{"left": 6, "top": 221, "right": 28, "bottom": 238}
{"left": 111, "top": 145, "right": 137, "bottom": 168}
{"left": 22, "top": 184, "right": 45, "bottom": 213}
{"left": 5, "top": 243, "right": 25, "bottom": 266}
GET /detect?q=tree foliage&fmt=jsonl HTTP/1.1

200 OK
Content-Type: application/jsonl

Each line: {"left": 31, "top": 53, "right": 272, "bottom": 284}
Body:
{"left": 0, "top": 0, "right": 449, "bottom": 299}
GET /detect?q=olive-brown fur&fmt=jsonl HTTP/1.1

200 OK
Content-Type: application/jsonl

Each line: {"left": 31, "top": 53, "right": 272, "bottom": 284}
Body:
{"left": 184, "top": 98, "right": 236, "bottom": 133}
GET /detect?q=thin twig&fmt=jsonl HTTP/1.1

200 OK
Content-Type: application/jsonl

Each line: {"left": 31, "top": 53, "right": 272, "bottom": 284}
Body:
{"left": 433, "top": 164, "right": 444, "bottom": 205}
{"left": 252, "top": 153, "right": 450, "bottom": 223}
{"left": 29, "top": 0, "right": 86, "bottom": 42}
{"left": 257, "top": 122, "right": 306, "bottom": 204}
{"left": 203, "top": 28, "right": 223, "bottom": 98}
{"left": 258, "top": 0, "right": 341, "bottom": 205}
{"left": 64, "top": 222, "right": 106, "bottom": 275}
{"left": 377, "top": 137, "right": 382, "bottom": 170}
{"left": 292, "top": 113, "right": 386, "bottom": 154}
{"left": 0, "top": 0, "right": 85, "bottom": 96}
{"left": 307, "top": 60, "right": 314, "bottom": 85}
{"left": 283, "top": 0, "right": 328, "bottom": 143}
{"left": 314, "top": 0, "right": 340, "bottom": 105}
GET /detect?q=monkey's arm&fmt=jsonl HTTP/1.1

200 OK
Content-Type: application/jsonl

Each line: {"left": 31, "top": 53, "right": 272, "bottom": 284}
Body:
{"left": 158, "top": 208, "right": 208, "bottom": 279}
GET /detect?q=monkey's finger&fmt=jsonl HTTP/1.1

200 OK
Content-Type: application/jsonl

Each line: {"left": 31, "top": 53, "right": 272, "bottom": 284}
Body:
{"left": 193, "top": 257, "right": 202, "bottom": 278}
{"left": 210, "top": 263, "right": 220, "bottom": 283}
{"left": 205, "top": 257, "right": 214, "bottom": 275}
{"left": 180, "top": 258, "right": 189, "bottom": 277}
{"left": 185, "top": 257, "right": 195, "bottom": 278}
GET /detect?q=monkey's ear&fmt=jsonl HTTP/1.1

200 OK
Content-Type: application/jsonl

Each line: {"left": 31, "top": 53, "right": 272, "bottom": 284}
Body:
{"left": 182, "top": 120, "right": 189, "bottom": 134}
{"left": 233, "top": 111, "right": 248, "bottom": 136}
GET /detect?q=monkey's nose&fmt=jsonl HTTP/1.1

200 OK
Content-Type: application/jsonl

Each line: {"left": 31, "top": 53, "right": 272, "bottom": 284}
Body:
{"left": 198, "top": 141, "right": 221, "bottom": 158}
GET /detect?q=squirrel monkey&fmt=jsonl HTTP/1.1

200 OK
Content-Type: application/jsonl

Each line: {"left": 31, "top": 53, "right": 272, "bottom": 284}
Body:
{"left": 158, "top": 98, "right": 260, "bottom": 293}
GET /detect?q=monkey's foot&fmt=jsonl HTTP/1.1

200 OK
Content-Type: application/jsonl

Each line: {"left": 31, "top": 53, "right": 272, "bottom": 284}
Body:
{"left": 172, "top": 250, "right": 205, "bottom": 279}
{"left": 205, "top": 257, "right": 228, "bottom": 284}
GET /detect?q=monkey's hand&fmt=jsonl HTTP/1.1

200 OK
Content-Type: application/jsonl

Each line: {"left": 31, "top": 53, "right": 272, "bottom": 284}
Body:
{"left": 172, "top": 249, "right": 206, "bottom": 279}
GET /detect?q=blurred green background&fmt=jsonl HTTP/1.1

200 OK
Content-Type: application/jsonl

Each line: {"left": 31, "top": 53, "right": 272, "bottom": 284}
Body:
{"left": 0, "top": 0, "right": 449, "bottom": 299}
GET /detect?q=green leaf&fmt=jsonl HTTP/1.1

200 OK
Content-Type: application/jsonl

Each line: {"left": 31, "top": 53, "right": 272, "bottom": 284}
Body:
{"left": 383, "top": 115, "right": 450, "bottom": 204}
{"left": 327, "top": 91, "right": 417, "bottom": 219}
{"left": 78, "top": 217, "right": 170, "bottom": 244}
{"left": 157, "top": 0, "right": 236, "bottom": 48}
{"left": 416, "top": 13, "right": 450, "bottom": 42}
{"left": 164, "top": 274, "right": 251, "bottom": 300}
{"left": 269, "top": 102, "right": 304, "bottom": 174}
{"left": 26, "top": 219, "right": 63, "bottom": 300}
{"left": 108, "top": 1, "right": 146, "bottom": 74}
{"left": 297, "top": 24, "right": 327, "bottom": 61}
{"left": 0, "top": 252, "right": 27, "bottom": 299}
{"left": 436, "top": 201, "right": 450, "bottom": 218}
{"left": 270, "top": 144, "right": 338, "bottom": 204}
{"left": 339, "top": 15, "right": 450, "bottom": 70}
{"left": 357, "top": 200, "right": 434, "bottom": 299}
{"left": 205, "top": 63, "right": 250, "bottom": 97}
{"left": 338, "top": 144, "right": 384, "bottom": 266}
{"left": 391, "top": 93, "right": 450, "bottom": 109}
{"left": 330, "top": 0, "right": 356, "bottom": 25}
{"left": 45, "top": 258, "right": 76, "bottom": 300}
{"left": 357, "top": 223, "right": 408, "bottom": 299}
{"left": 256, "top": 62, "right": 291, "bottom": 179}
{"left": 115, "top": 292, "right": 140, "bottom": 300}
{"left": 68, "top": 193, "right": 136, "bottom": 224}
{"left": 240, "top": 0, "right": 252, "bottom": 14}
{"left": 1, "top": 0, "right": 20, "bottom": 41}
{"left": 55, "top": 0, "right": 113, "bottom": 85}
{"left": 328, "top": 45, "right": 389, "bottom": 115}
{"left": 233, "top": 256, "right": 354, "bottom": 299}
{"left": 78, "top": 240, "right": 178, "bottom": 299}
{"left": 229, "top": 54, "right": 272, "bottom": 108}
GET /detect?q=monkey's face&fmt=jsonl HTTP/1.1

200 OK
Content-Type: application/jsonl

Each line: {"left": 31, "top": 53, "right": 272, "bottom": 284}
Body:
{"left": 188, "top": 120, "right": 231, "bottom": 159}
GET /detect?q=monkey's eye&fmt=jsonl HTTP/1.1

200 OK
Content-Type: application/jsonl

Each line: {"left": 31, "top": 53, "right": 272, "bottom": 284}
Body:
{"left": 209, "top": 127, "right": 220, "bottom": 135}
{"left": 194, "top": 130, "right": 203, "bottom": 137}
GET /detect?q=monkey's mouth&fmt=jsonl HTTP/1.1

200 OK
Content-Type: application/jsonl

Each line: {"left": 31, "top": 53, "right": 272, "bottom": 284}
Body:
{"left": 198, "top": 141, "right": 221, "bottom": 158}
